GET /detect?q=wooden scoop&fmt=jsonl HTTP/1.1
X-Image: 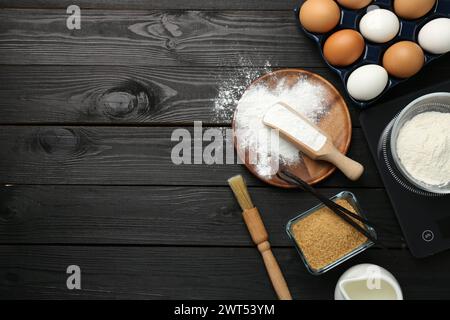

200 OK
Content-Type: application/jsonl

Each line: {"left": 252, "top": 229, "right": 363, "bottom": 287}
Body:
{"left": 263, "top": 102, "right": 364, "bottom": 181}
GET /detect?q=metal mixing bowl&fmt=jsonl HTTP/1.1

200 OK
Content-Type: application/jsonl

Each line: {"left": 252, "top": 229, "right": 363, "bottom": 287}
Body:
{"left": 390, "top": 92, "right": 450, "bottom": 194}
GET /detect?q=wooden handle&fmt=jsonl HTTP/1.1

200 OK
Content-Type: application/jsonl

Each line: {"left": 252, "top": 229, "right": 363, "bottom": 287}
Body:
{"left": 258, "top": 241, "right": 293, "bottom": 300}
{"left": 243, "top": 208, "right": 293, "bottom": 300}
{"left": 321, "top": 147, "right": 364, "bottom": 181}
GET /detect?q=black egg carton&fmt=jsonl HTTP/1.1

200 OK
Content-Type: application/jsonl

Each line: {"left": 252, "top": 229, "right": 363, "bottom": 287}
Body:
{"left": 295, "top": 0, "right": 450, "bottom": 108}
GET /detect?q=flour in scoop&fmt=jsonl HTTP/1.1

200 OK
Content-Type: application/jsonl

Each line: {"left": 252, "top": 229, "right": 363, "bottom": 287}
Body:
{"left": 396, "top": 111, "right": 450, "bottom": 186}
{"left": 263, "top": 103, "right": 327, "bottom": 151}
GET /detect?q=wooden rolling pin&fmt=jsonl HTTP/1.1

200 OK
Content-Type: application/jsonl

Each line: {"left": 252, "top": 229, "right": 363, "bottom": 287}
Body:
{"left": 263, "top": 101, "right": 364, "bottom": 181}
{"left": 228, "top": 175, "right": 292, "bottom": 300}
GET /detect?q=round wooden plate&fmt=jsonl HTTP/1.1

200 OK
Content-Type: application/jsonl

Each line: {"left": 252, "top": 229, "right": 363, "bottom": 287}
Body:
{"left": 232, "top": 69, "right": 351, "bottom": 188}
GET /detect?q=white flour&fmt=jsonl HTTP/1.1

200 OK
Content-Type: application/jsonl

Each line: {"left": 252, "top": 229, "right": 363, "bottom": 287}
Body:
{"left": 214, "top": 58, "right": 272, "bottom": 122}
{"left": 396, "top": 111, "right": 450, "bottom": 186}
{"left": 234, "top": 76, "right": 329, "bottom": 177}
{"left": 263, "top": 102, "right": 327, "bottom": 151}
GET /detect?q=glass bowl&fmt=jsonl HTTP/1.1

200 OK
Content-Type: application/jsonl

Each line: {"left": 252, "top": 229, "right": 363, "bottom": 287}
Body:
{"left": 286, "top": 191, "right": 376, "bottom": 275}
{"left": 390, "top": 92, "right": 450, "bottom": 194}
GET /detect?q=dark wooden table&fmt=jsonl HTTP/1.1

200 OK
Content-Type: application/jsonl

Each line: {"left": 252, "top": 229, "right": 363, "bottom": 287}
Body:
{"left": 0, "top": 0, "right": 449, "bottom": 300}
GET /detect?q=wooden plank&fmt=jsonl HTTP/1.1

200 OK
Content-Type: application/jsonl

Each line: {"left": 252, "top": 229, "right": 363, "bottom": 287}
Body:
{"left": 0, "top": 126, "right": 381, "bottom": 187}
{"left": 0, "top": 9, "right": 321, "bottom": 67}
{"left": 1, "top": 8, "right": 449, "bottom": 72}
{"left": 0, "top": 185, "right": 402, "bottom": 247}
{"left": 0, "top": 61, "right": 448, "bottom": 125}
{"left": 0, "top": 65, "right": 360, "bottom": 125}
{"left": 1, "top": 245, "right": 449, "bottom": 299}
{"left": 2, "top": 0, "right": 301, "bottom": 10}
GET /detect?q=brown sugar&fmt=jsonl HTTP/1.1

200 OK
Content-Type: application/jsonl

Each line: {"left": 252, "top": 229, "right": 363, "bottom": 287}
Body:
{"left": 291, "top": 199, "right": 368, "bottom": 271}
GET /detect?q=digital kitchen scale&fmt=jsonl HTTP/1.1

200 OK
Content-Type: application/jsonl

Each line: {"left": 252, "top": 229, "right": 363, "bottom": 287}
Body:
{"left": 360, "top": 80, "right": 450, "bottom": 258}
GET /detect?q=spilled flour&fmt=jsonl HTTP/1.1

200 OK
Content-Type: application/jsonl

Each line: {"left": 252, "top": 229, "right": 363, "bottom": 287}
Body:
{"left": 213, "top": 58, "right": 272, "bottom": 122}
{"left": 234, "top": 76, "right": 329, "bottom": 177}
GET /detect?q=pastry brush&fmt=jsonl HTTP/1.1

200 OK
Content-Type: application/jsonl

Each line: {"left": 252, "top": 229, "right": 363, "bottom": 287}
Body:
{"left": 228, "top": 175, "right": 293, "bottom": 300}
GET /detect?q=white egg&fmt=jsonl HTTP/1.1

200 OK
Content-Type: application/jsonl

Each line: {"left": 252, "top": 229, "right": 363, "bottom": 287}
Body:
{"left": 359, "top": 9, "right": 400, "bottom": 43}
{"left": 347, "top": 65, "right": 388, "bottom": 101}
{"left": 418, "top": 18, "right": 450, "bottom": 55}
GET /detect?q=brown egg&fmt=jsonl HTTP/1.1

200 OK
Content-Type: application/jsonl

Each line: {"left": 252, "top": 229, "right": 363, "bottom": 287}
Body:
{"left": 383, "top": 41, "right": 425, "bottom": 78}
{"left": 299, "top": 0, "right": 341, "bottom": 33}
{"left": 336, "top": 0, "right": 373, "bottom": 10}
{"left": 323, "top": 29, "right": 365, "bottom": 66}
{"left": 394, "top": 0, "right": 436, "bottom": 20}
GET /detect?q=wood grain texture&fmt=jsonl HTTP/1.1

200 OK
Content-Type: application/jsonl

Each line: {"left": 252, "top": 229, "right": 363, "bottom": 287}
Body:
{"left": 0, "top": 2, "right": 448, "bottom": 300}
{"left": 0, "top": 65, "right": 358, "bottom": 125}
{"left": 0, "top": 126, "right": 381, "bottom": 187}
{"left": 1, "top": 245, "right": 449, "bottom": 299}
{"left": 0, "top": 59, "right": 448, "bottom": 125}
{"left": 1, "top": 9, "right": 448, "bottom": 72}
{"left": 0, "top": 185, "right": 402, "bottom": 247}
{"left": 1, "top": 0, "right": 301, "bottom": 10}
{"left": 0, "top": 9, "right": 323, "bottom": 67}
